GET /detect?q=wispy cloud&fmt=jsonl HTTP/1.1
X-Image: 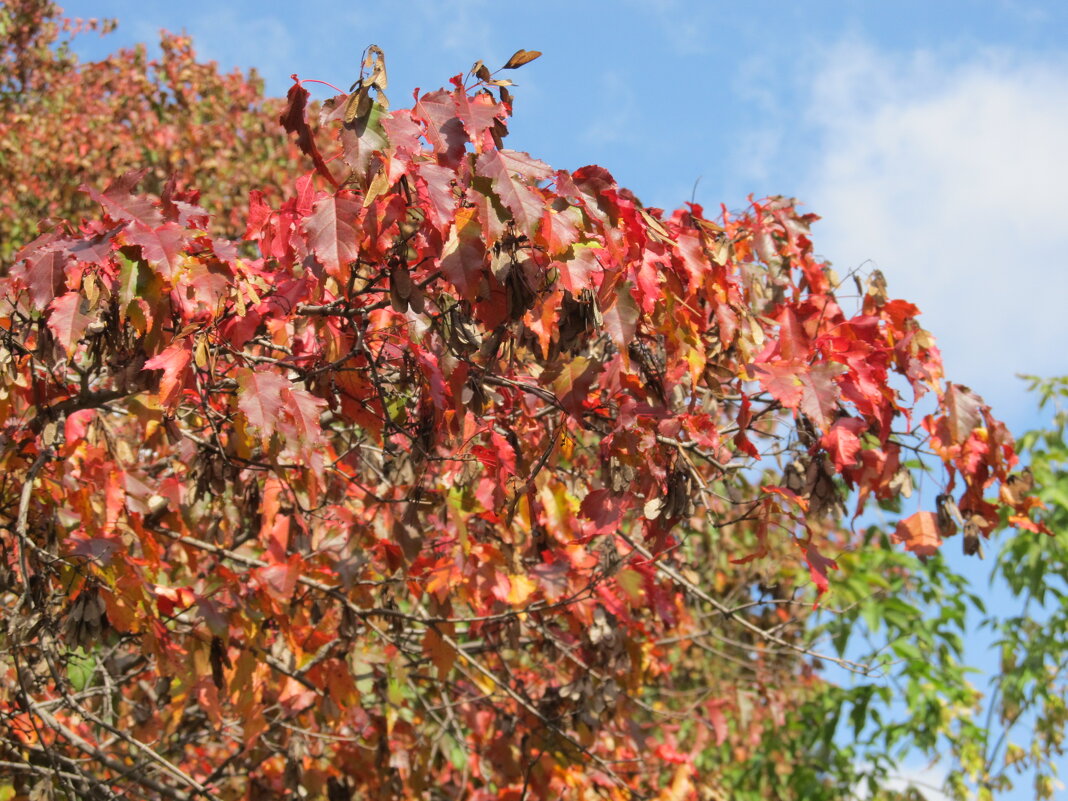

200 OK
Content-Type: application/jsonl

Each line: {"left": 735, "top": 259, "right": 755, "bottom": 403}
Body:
{"left": 149, "top": 8, "right": 298, "bottom": 89}
{"left": 619, "top": 0, "right": 714, "bottom": 56}
{"left": 581, "top": 70, "right": 640, "bottom": 145}
{"left": 794, "top": 41, "right": 1068, "bottom": 420}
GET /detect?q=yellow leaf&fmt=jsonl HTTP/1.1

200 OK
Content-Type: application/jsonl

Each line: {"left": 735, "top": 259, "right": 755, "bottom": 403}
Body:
{"left": 506, "top": 573, "right": 537, "bottom": 606}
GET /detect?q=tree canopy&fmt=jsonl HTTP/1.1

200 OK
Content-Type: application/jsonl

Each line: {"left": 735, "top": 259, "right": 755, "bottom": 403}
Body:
{"left": 0, "top": 4, "right": 1060, "bottom": 801}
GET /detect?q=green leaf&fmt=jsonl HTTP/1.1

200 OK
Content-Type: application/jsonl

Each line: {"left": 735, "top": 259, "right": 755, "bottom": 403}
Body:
{"left": 67, "top": 647, "right": 96, "bottom": 691}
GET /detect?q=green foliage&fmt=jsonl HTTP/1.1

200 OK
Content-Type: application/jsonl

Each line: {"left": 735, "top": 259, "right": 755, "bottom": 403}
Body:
{"left": 975, "top": 375, "right": 1068, "bottom": 800}
{"left": 802, "top": 377, "right": 1068, "bottom": 801}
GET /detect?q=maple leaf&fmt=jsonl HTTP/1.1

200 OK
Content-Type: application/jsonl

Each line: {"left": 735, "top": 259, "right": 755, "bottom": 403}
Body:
{"left": 282, "top": 386, "right": 327, "bottom": 446}
{"left": 601, "top": 282, "right": 640, "bottom": 353}
{"left": 339, "top": 100, "right": 392, "bottom": 187}
{"left": 255, "top": 557, "right": 301, "bottom": 602}
{"left": 506, "top": 573, "right": 537, "bottom": 605}
{"left": 11, "top": 231, "right": 70, "bottom": 309}
{"left": 821, "top": 417, "right": 868, "bottom": 472}
{"left": 47, "top": 292, "right": 91, "bottom": 355}
{"left": 761, "top": 485, "right": 809, "bottom": 512}
{"left": 803, "top": 542, "right": 838, "bottom": 600}
{"left": 414, "top": 88, "right": 468, "bottom": 165}
{"left": 126, "top": 222, "right": 186, "bottom": 279}
{"left": 1007, "top": 514, "right": 1054, "bottom": 536}
{"left": 415, "top": 161, "right": 457, "bottom": 233}
{"left": 579, "top": 489, "right": 629, "bottom": 535}
{"left": 279, "top": 80, "right": 337, "bottom": 186}
{"left": 380, "top": 111, "right": 424, "bottom": 157}
{"left": 439, "top": 207, "right": 485, "bottom": 298}
{"left": 547, "top": 355, "right": 598, "bottom": 416}
{"left": 81, "top": 169, "right": 162, "bottom": 227}
{"left": 755, "top": 360, "right": 845, "bottom": 430}
{"left": 144, "top": 341, "right": 192, "bottom": 408}
{"left": 777, "top": 306, "right": 811, "bottom": 362}
{"left": 892, "top": 511, "right": 943, "bottom": 559}
{"left": 755, "top": 360, "right": 804, "bottom": 408}
{"left": 944, "top": 382, "right": 984, "bottom": 445}
{"left": 422, "top": 628, "right": 457, "bottom": 678}
{"left": 303, "top": 193, "right": 361, "bottom": 280}
{"left": 452, "top": 90, "right": 502, "bottom": 147}
{"left": 475, "top": 149, "right": 552, "bottom": 238}
{"left": 236, "top": 367, "right": 292, "bottom": 446}
{"left": 557, "top": 243, "right": 601, "bottom": 294}
{"left": 530, "top": 559, "right": 571, "bottom": 601}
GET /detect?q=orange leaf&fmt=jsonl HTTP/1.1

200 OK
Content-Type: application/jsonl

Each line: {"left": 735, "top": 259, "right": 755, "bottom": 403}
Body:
{"left": 892, "top": 511, "right": 943, "bottom": 559}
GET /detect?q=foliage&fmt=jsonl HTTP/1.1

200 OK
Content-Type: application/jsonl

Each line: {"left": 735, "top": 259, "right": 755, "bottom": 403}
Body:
{"left": 807, "top": 376, "right": 1068, "bottom": 801}
{"left": 0, "top": 10, "right": 1048, "bottom": 801}
{"left": 973, "top": 376, "right": 1068, "bottom": 800}
{"left": 0, "top": 0, "right": 299, "bottom": 264}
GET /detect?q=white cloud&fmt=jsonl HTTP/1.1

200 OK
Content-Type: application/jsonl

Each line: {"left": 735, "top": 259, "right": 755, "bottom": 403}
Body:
{"left": 187, "top": 9, "right": 296, "bottom": 87}
{"left": 797, "top": 42, "right": 1068, "bottom": 422}
{"left": 855, "top": 761, "right": 950, "bottom": 800}
{"left": 581, "top": 70, "right": 640, "bottom": 145}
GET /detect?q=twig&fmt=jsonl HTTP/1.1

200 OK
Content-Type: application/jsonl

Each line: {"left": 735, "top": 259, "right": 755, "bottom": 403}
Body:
{"left": 15, "top": 448, "right": 52, "bottom": 607}
{"left": 23, "top": 697, "right": 208, "bottom": 801}
{"left": 616, "top": 531, "right": 872, "bottom": 674}
{"left": 426, "top": 616, "right": 643, "bottom": 798}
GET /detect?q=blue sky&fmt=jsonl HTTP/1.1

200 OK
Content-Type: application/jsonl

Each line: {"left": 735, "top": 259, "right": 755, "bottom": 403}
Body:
{"left": 61, "top": 1, "right": 1068, "bottom": 796}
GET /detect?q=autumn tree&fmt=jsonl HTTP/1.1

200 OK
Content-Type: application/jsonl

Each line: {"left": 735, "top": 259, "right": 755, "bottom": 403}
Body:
{"left": 0, "top": 14, "right": 1051, "bottom": 801}
{"left": 0, "top": 0, "right": 300, "bottom": 264}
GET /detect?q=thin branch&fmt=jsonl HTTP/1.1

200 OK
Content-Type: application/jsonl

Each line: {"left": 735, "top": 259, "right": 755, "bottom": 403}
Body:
{"left": 617, "top": 531, "right": 872, "bottom": 674}
{"left": 14, "top": 447, "right": 52, "bottom": 607}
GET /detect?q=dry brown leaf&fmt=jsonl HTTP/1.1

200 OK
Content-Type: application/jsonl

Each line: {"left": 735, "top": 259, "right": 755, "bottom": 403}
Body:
{"left": 503, "top": 49, "right": 542, "bottom": 69}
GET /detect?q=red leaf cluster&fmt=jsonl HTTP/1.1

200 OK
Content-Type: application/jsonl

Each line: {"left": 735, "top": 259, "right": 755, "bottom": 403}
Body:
{"left": 0, "top": 24, "right": 1028, "bottom": 801}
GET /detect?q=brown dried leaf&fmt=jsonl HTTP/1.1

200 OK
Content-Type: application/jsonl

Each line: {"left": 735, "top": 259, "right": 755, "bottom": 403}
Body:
{"left": 999, "top": 466, "right": 1035, "bottom": 507}
{"left": 963, "top": 514, "right": 986, "bottom": 557}
{"left": 936, "top": 493, "right": 963, "bottom": 537}
{"left": 363, "top": 45, "right": 388, "bottom": 92}
{"left": 865, "top": 269, "right": 888, "bottom": 304}
{"left": 503, "top": 49, "right": 542, "bottom": 69}
{"left": 344, "top": 86, "right": 373, "bottom": 126}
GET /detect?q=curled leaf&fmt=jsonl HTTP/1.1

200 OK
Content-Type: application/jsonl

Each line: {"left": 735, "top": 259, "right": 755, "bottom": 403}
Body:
{"left": 503, "top": 49, "right": 542, "bottom": 69}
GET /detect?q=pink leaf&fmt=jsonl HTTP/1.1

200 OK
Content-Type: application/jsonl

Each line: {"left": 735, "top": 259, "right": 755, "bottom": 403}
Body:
{"left": 282, "top": 387, "right": 326, "bottom": 446}
{"left": 126, "top": 223, "right": 186, "bottom": 279}
{"left": 755, "top": 360, "right": 844, "bottom": 431}
{"left": 415, "top": 161, "right": 458, "bottom": 233}
{"left": 47, "top": 292, "right": 90, "bottom": 355}
{"left": 601, "top": 282, "right": 640, "bottom": 353}
{"left": 303, "top": 193, "right": 360, "bottom": 280}
{"left": 236, "top": 367, "right": 291, "bottom": 444}
{"left": 12, "top": 230, "right": 70, "bottom": 309}
{"left": 81, "top": 169, "right": 161, "bottom": 227}
{"left": 475, "top": 149, "right": 551, "bottom": 238}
